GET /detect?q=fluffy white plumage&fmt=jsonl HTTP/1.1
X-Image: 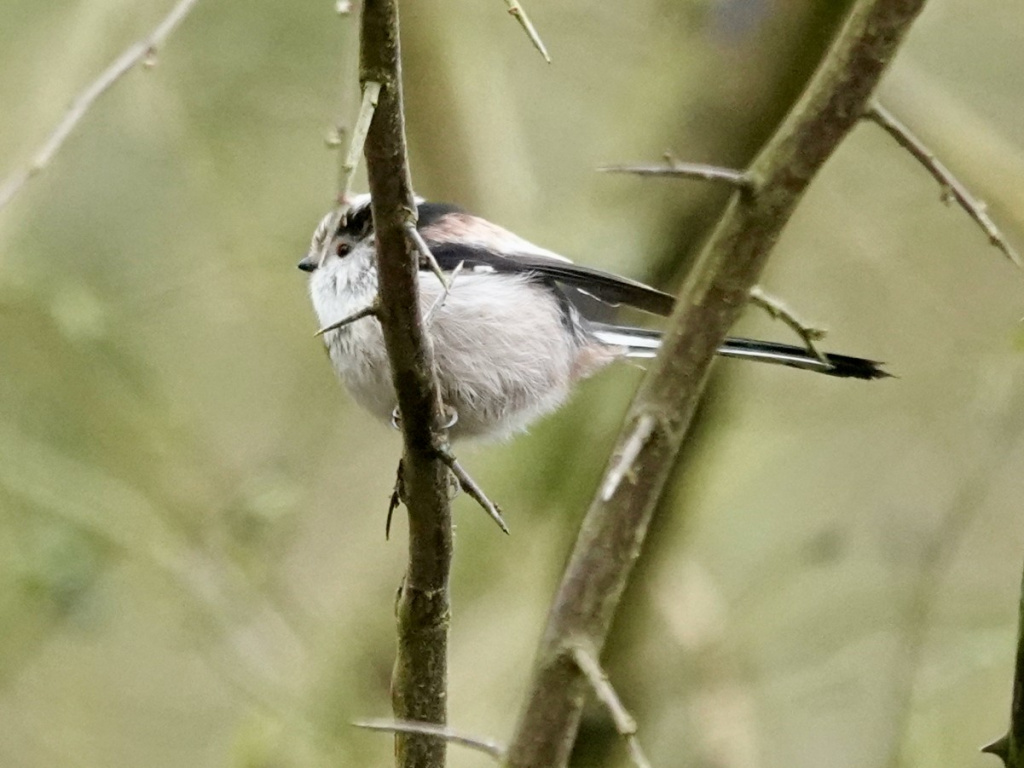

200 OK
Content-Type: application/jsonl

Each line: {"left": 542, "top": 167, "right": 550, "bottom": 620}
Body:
{"left": 307, "top": 235, "right": 616, "bottom": 440}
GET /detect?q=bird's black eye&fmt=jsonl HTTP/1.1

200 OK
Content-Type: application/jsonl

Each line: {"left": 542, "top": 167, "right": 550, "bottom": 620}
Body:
{"left": 336, "top": 242, "right": 351, "bottom": 257}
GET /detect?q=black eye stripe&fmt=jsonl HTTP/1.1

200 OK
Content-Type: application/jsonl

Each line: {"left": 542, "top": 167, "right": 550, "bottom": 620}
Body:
{"left": 338, "top": 204, "right": 374, "bottom": 238}
{"left": 333, "top": 201, "right": 464, "bottom": 239}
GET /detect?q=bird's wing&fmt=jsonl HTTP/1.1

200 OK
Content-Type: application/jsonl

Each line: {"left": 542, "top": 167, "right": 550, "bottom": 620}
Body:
{"left": 417, "top": 209, "right": 676, "bottom": 317}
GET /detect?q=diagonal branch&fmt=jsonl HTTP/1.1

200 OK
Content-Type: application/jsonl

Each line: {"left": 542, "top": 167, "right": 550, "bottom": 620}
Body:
{"left": 0, "top": 0, "right": 201, "bottom": 214}
{"left": 359, "top": 1, "right": 453, "bottom": 767}
{"left": 865, "top": 102, "right": 1021, "bottom": 268}
{"left": 505, "top": 2, "right": 930, "bottom": 766}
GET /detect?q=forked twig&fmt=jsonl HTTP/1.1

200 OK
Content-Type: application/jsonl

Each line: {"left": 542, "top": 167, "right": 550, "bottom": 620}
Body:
{"left": 0, "top": 0, "right": 202, "bottom": 213}
{"left": 353, "top": 719, "right": 506, "bottom": 761}
{"left": 866, "top": 101, "right": 1022, "bottom": 268}
{"left": 748, "top": 286, "right": 829, "bottom": 365}
{"left": 314, "top": 304, "right": 378, "bottom": 337}
{"left": 501, "top": 1, "right": 551, "bottom": 63}
{"left": 437, "top": 445, "right": 509, "bottom": 534}
{"left": 571, "top": 645, "right": 654, "bottom": 768}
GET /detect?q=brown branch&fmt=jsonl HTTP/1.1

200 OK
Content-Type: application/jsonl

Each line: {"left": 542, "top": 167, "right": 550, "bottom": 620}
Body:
{"left": 865, "top": 102, "right": 1022, "bottom": 268}
{"left": 353, "top": 719, "right": 506, "bottom": 761}
{"left": 504, "top": 2, "right": 930, "bottom": 766}
{"left": 359, "top": 1, "right": 453, "bottom": 767}
{"left": 0, "top": 0, "right": 201, "bottom": 214}
{"left": 570, "top": 645, "right": 653, "bottom": 768}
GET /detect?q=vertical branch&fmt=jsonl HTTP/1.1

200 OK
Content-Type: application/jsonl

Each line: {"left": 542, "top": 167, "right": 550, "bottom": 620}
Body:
{"left": 359, "top": 2, "right": 452, "bottom": 767}
{"left": 504, "top": 1, "right": 929, "bottom": 766}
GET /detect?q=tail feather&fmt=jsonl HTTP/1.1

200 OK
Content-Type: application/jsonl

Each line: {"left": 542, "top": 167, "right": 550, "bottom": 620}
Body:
{"left": 589, "top": 322, "right": 888, "bottom": 380}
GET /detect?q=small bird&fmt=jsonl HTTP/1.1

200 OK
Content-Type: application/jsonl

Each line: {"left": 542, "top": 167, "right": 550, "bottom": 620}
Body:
{"left": 299, "top": 195, "right": 885, "bottom": 440}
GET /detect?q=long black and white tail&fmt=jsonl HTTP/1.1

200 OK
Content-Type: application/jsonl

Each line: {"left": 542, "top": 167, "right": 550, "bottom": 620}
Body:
{"left": 589, "top": 322, "right": 888, "bottom": 380}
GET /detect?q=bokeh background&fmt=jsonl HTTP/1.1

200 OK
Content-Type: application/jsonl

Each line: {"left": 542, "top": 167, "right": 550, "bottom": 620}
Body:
{"left": 2, "top": 1, "right": 1023, "bottom": 766}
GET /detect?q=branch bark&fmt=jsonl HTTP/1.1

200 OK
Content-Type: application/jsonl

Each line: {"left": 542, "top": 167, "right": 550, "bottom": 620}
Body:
{"left": 359, "top": 2, "right": 453, "bottom": 767}
{"left": 504, "top": 2, "right": 929, "bottom": 766}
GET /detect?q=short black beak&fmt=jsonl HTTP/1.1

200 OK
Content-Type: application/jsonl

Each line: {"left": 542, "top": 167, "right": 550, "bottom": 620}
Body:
{"left": 297, "top": 252, "right": 318, "bottom": 272}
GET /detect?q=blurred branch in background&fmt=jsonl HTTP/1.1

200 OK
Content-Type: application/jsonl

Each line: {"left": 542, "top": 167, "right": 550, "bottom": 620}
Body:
{"left": 506, "top": 1, "right": 929, "bottom": 766}
{"left": 0, "top": 0, "right": 201, "bottom": 214}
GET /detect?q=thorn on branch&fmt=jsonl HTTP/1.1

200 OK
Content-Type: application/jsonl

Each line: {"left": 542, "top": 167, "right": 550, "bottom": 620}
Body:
{"left": 601, "top": 414, "right": 657, "bottom": 502}
{"left": 0, "top": 0, "right": 202, "bottom": 214}
{"left": 570, "top": 645, "right": 654, "bottom": 768}
{"left": 314, "top": 304, "right": 378, "bottom": 337}
{"left": 866, "top": 101, "right": 1022, "bottom": 269}
{"left": 748, "top": 286, "right": 830, "bottom": 365}
{"left": 982, "top": 734, "right": 1011, "bottom": 765}
{"left": 404, "top": 222, "right": 450, "bottom": 292}
{"left": 502, "top": 0, "right": 551, "bottom": 63}
{"left": 353, "top": 718, "right": 507, "bottom": 761}
{"left": 386, "top": 459, "right": 405, "bottom": 540}
{"left": 436, "top": 444, "right": 509, "bottom": 534}
{"left": 598, "top": 153, "right": 753, "bottom": 192}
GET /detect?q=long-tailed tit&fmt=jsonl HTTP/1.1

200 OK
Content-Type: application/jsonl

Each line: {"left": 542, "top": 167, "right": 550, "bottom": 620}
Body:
{"left": 299, "top": 195, "right": 885, "bottom": 440}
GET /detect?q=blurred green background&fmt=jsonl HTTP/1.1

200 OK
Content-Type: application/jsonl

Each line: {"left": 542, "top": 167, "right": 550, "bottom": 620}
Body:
{"left": 1, "top": 1, "right": 1023, "bottom": 766}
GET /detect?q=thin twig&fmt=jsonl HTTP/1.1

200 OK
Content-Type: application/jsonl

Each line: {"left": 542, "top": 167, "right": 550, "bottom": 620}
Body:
{"left": 502, "top": 1, "right": 551, "bottom": 63}
{"left": 570, "top": 645, "right": 654, "bottom": 768}
{"left": 0, "top": 0, "right": 201, "bottom": 213}
{"left": 437, "top": 445, "right": 509, "bottom": 534}
{"left": 353, "top": 719, "right": 506, "bottom": 761}
{"left": 325, "top": 0, "right": 362, "bottom": 149}
{"left": 598, "top": 158, "right": 753, "bottom": 190}
{"left": 424, "top": 261, "right": 464, "bottom": 327}
{"left": 866, "top": 101, "right": 1022, "bottom": 268}
{"left": 600, "top": 414, "right": 656, "bottom": 502}
{"left": 318, "top": 81, "right": 382, "bottom": 268}
{"left": 314, "top": 304, "right": 378, "bottom": 336}
{"left": 748, "top": 286, "right": 829, "bottom": 365}
{"left": 342, "top": 80, "right": 382, "bottom": 202}
{"left": 404, "top": 222, "right": 449, "bottom": 290}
